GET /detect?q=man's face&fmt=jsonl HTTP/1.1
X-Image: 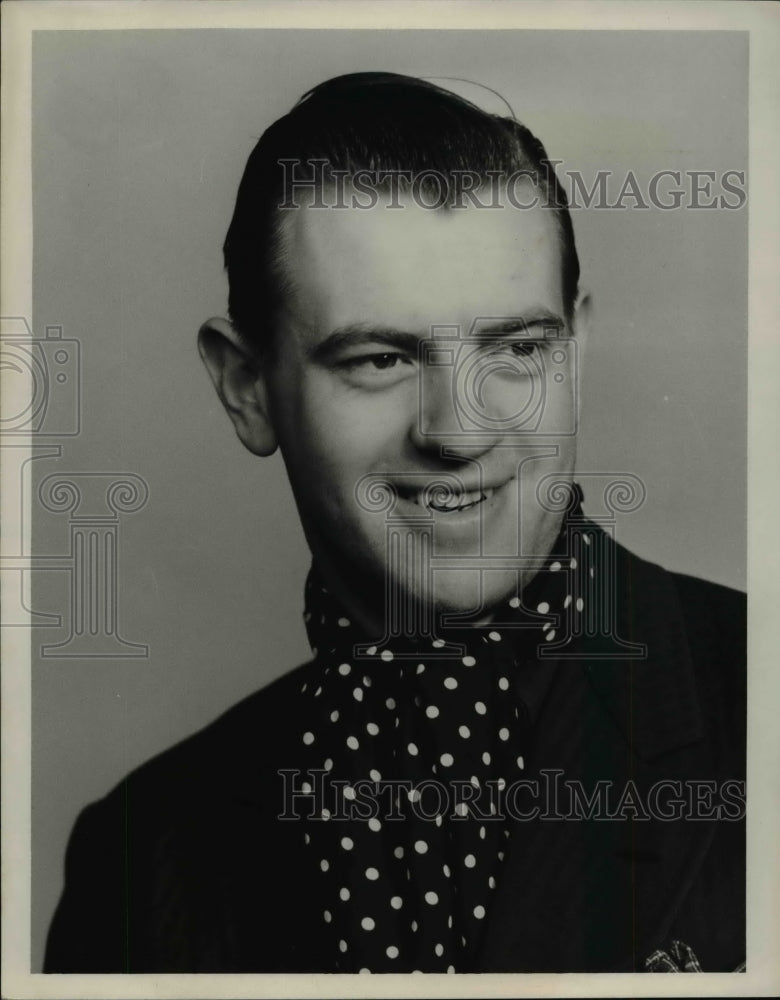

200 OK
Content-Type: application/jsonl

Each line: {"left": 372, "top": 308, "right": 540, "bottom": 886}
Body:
{"left": 259, "top": 188, "right": 585, "bottom": 622}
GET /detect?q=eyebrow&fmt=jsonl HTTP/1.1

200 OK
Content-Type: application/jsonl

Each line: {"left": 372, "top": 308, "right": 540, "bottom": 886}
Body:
{"left": 311, "top": 311, "right": 566, "bottom": 362}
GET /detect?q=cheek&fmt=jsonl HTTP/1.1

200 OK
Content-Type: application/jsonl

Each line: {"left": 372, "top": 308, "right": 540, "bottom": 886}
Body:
{"left": 282, "top": 376, "right": 414, "bottom": 482}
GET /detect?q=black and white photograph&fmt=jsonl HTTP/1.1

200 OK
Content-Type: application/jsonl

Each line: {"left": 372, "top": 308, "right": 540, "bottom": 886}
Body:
{"left": 2, "top": 2, "right": 779, "bottom": 996}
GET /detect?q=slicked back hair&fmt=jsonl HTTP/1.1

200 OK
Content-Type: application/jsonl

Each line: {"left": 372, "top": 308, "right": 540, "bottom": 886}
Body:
{"left": 223, "top": 72, "right": 580, "bottom": 353}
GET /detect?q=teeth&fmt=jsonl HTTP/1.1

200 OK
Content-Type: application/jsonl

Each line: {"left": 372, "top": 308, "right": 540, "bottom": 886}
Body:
{"left": 409, "top": 487, "right": 494, "bottom": 510}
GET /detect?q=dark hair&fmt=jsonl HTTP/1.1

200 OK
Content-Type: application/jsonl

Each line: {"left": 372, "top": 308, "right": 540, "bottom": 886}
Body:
{"left": 223, "top": 72, "right": 580, "bottom": 351}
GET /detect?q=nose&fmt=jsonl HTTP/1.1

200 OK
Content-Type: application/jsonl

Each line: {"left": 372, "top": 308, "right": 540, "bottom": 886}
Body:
{"left": 408, "top": 361, "right": 502, "bottom": 459}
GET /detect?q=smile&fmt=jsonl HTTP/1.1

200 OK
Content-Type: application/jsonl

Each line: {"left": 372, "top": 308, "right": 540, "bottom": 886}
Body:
{"left": 392, "top": 483, "right": 503, "bottom": 515}
{"left": 412, "top": 487, "right": 493, "bottom": 513}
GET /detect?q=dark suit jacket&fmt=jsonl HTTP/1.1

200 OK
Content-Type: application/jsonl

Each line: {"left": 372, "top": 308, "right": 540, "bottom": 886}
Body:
{"left": 44, "top": 538, "right": 746, "bottom": 973}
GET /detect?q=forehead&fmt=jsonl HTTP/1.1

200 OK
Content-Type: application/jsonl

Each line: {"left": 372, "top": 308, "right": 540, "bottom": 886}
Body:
{"left": 279, "top": 191, "right": 565, "bottom": 336}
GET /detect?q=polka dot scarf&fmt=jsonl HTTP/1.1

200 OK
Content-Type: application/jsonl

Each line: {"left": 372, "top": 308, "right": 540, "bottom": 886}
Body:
{"left": 297, "top": 488, "right": 595, "bottom": 972}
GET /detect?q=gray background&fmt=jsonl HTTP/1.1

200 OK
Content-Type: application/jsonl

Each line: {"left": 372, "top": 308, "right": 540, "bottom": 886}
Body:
{"left": 31, "top": 29, "right": 747, "bottom": 970}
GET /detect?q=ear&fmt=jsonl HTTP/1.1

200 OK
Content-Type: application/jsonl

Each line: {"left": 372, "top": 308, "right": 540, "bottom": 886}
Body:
{"left": 570, "top": 291, "right": 591, "bottom": 430}
{"left": 197, "top": 317, "right": 278, "bottom": 456}
{"left": 571, "top": 290, "right": 591, "bottom": 352}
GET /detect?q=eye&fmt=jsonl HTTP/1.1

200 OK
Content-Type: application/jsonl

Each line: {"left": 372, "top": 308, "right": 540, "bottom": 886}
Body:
{"left": 509, "top": 341, "right": 542, "bottom": 358}
{"left": 364, "top": 353, "right": 403, "bottom": 370}
{"left": 338, "top": 351, "right": 415, "bottom": 386}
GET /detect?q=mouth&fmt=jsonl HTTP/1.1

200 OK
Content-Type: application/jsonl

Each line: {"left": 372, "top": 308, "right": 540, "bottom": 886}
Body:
{"left": 398, "top": 485, "right": 497, "bottom": 514}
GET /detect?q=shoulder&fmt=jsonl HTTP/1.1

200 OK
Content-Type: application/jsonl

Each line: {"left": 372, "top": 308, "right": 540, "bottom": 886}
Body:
{"left": 116, "top": 656, "right": 317, "bottom": 806}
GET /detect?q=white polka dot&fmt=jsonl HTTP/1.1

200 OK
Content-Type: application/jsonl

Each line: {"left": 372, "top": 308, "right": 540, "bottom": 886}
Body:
{"left": 570, "top": 558, "right": 578, "bottom": 569}
{"left": 365, "top": 867, "right": 379, "bottom": 881}
{"left": 435, "top": 814, "right": 442, "bottom": 827}
{"left": 443, "top": 863, "right": 451, "bottom": 877}
{"left": 408, "top": 742, "right": 418, "bottom": 756}
{"left": 447, "top": 965, "right": 455, "bottom": 973}
{"left": 537, "top": 601, "right": 550, "bottom": 614}
{"left": 353, "top": 687, "right": 363, "bottom": 702}
{"left": 343, "top": 786, "right": 356, "bottom": 800}
{"left": 391, "top": 895, "right": 403, "bottom": 909}
{"left": 497, "top": 777, "right": 506, "bottom": 790}
{"left": 517, "top": 755, "right": 525, "bottom": 769}
{"left": 550, "top": 560, "right": 561, "bottom": 572}
{"left": 339, "top": 939, "right": 348, "bottom": 952}
{"left": 386, "top": 945, "right": 399, "bottom": 959}
{"left": 341, "top": 837, "right": 353, "bottom": 851}
{"left": 338, "top": 617, "right": 350, "bottom": 627}
{"left": 323, "top": 909, "right": 331, "bottom": 922}
{"left": 370, "top": 768, "right": 381, "bottom": 782}
{"left": 489, "top": 631, "right": 501, "bottom": 642}
{"left": 416, "top": 663, "right": 426, "bottom": 674}
{"left": 479, "top": 825, "right": 486, "bottom": 839}
{"left": 583, "top": 533, "right": 592, "bottom": 545}
{"left": 304, "top": 832, "right": 310, "bottom": 845}
{"left": 314, "top": 686, "right": 321, "bottom": 697}
{"left": 576, "top": 597, "right": 584, "bottom": 612}
{"left": 482, "top": 751, "right": 491, "bottom": 765}
{"left": 542, "top": 622, "right": 551, "bottom": 632}
{"left": 498, "top": 850, "right": 505, "bottom": 861}
{"left": 330, "top": 710, "right": 339, "bottom": 722}
{"left": 367, "top": 722, "right": 379, "bottom": 735}
{"left": 474, "top": 905, "right": 486, "bottom": 920}
{"left": 459, "top": 725, "right": 471, "bottom": 738}
{"left": 499, "top": 727, "right": 510, "bottom": 741}
{"left": 414, "top": 839, "right": 428, "bottom": 854}
{"left": 301, "top": 683, "right": 307, "bottom": 693}
{"left": 302, "top": 731, "right": 314, "bottom": 745}
{"left": 444, "top": 676, "right": 458, "bottom": 690}
{"left": 426, "top": 705, "right": 439, "bottom": 719}
{"left": 394, "top": 846, "right": 404, "bottom": 859}
{"left": 425, "top": 891, "right": 439, "bottom": 905}
{"left": 590, "top": 566, "right": 595, "bottom": 578}
{"left": 320, "top": 859, "right": 329, "bottom": 872}
{"left": 455, "top": 802, "right": 468, "bottom": 817}
{"left": 462, "top": 655, "right": 476, "bottom": 667}
{"left": 498, "top": 677, "right": 509, "bottom": 690}
{"left": 347, "top": 735, "right": 359, "bottom": 750}
{"left": 564, "top": 594, "right": 572, "bottom": 609}
{"left": 411, "top": 920, "right": 418, "bottom": 932}
{"left": 408, "top": 788, "right": 420, "bottom": 803}
{"left": 338, "top": 663, "right": 351, "bottom": 676}
{"left": 369, "top": 817, "right": 382, "bottom": 832}
{"left": 386, "top": 697, "right": 396, "bottom": 710}
{"left": 435, "top": 943, "right": 444, "bottom": 957}
{"left": 324, "top": 758, "right": 333, "bottom": 771}
{"left": 432, "top": 639, "right": 445, "bottom": 648}
{"left": 340, "top": 887, "right": 350, "bottom": 901}
{"left": 321, "top": 807, "right": 330, "bottom": 821}
{"left": 470, "top": 775, "right": 480, "bottom": 787}
{"left": 489, "top": 875, "right": 496, "bottom": 889}
{"left": 302, "top": 782, "right": 312, "bottom": 794}
{"left": 366, "top": 645, "right": 377, "bottom": 656}
{"left": 546, "top": 630, "right": 557, "bottom": 641}
{"left": 361, "top": 916, "right": 375, "bottom": 931}
{"left": 440, "top": 752, "right": 454, "bottom": 767}
{"left": 465, "top": 854, "right": 477, "bottom": 869}
{"left": 381, "top": 649, "right": 393, "bottom": 662}
{"left": 475, "top": 701, "right": 487, "bottom": 715}
{"left": 509, "top": 596, "right": 520, "bottom": 608}
{"left": 359, "top": 968, "right": 371, "bottom": 974}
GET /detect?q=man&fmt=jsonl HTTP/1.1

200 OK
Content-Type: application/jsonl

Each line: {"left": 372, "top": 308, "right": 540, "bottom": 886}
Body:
{"left": 44, "top": 73, "right": 745, "bottom": 974}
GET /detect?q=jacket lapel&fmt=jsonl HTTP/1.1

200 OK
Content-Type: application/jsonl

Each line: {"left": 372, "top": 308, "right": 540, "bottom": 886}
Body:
{"left": 476, "top": 543, "right": 718, "bottom": 972}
